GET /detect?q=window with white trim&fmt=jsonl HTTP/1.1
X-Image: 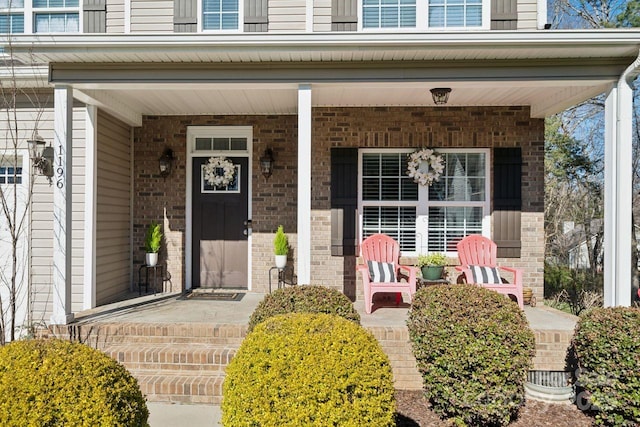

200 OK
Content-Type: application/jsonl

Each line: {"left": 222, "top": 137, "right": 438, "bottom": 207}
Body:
{"left": 33, "top": 0, "right": 79, "bottom": 33}
{"left": 0, "top": 0, "right": 24, "bottom": 33}
{"left": 0, "top": 161, "right": 23, "bottom": 185}
{"left": 359, "top": 149, "right": 489, "bottom": 255}
{"left": 360, "top": 0, "right": 488, "bottom": 30}
{"left": 202, "top": 0, "right": 239, "bottom": 30}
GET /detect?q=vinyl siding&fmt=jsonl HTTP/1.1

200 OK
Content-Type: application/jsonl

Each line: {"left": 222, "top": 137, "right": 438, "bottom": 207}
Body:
{"left": 517, "top": 0, "right": 537, "bottom": 29}
{"left": 106, "top": 0, "right": 125, "bottom": 33}
{"left": 268, "top": 0, "right": 306, "bottom": 31}
{"left": 130, "top": 0, "right": 173, "bottom": 32}
{"left": 95, "top": 110, "right": 131, "bottom": 306}
{"left": 314, "top": 0, "right": 332, "bottom": 31}
{"left": 28, "top": 102, "right": 86, "bottom": 320}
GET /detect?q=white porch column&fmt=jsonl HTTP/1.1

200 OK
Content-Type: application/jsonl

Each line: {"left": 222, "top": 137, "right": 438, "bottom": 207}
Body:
{"left": 297, "top": 84, "right": 312, "bottom": 285}
{"left": 604, "top": 64, "right": 637, "bottom": 307}
{"left": 83, "top": 105, "right": 97, "bottom": 310}
{"left": 51, "top": 86, "right": 74, "bottom": 324}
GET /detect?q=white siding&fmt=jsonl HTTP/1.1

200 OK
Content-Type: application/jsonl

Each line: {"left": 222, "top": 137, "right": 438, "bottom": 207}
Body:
{"left": 313, "top": 0, "right": 332, "bottom": 32}
{"left": 95, "top": 110, "right": 131, "bottom": 305}
{"left": 517, "top": 0, "right": 537, "bottom": 30}
{"left": 130, "top": 0, "right": 173, "bottom": 32}
{"left": 269, "top": 0, "right": 306, "bottom": 31}
{"left": 107, "top": 0, "right": 126, "bottom": 33}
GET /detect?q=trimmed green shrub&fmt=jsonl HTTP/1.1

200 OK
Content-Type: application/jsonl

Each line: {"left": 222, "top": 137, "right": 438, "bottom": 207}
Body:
{"left": 247, "top": 285, "right": 360, "bottom": 332}
{"left": 273, "top": 224, "right": 289, "bottom": 255}
{"left": 144, "top": 221, "right": 162, "bottom": 253}
{"left": 407, "top": 285, "right": 535, "bottom": 426}
{"left": 0, "top": 339, "right": 149, "bottom": 426}
{"left": 223, "top": 313, "right": 395, "bottom": 426}
{"left": 571, "top": 307, "right": 640, "bottom": 426}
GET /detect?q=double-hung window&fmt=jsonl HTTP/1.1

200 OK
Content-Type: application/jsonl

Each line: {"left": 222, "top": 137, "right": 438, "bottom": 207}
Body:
{"left": 360, "top": 0, "right": 487, "bottom": 30}
{"left": 33, "top": 0, "right": 79, "bottom": 33}
{"left": 0, "top": 0, "right": 24, "bottom": 33}
{"left": 359, "top": 148, "right": 490, "bottom": 255}
{"left": 202, "top": 0, "right": 239, "bottom": 30}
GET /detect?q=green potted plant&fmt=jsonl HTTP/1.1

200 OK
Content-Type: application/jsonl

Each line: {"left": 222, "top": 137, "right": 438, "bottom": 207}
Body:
{"left": 416, "top": 252, "right": 447, "bottom": 280}
{"left": 273, "top": 225, "right": 289, "bottom": 269}
{"left": 144, "top": 221, "right": 163, "bottom": 267}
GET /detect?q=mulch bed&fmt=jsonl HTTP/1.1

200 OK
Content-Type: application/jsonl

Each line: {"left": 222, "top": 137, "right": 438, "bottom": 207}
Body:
{"left": 395, "top": 390, "right": 595, "bottom": 426}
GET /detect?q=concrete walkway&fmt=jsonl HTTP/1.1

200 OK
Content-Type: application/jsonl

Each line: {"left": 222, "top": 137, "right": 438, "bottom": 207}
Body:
{"left": 148, "top": 402, "right": 221, "bottom": 427}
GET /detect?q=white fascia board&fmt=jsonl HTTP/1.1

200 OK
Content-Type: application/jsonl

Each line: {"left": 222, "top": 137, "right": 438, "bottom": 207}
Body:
{"left": 2, "top": 30, "right": 640, "bottom": 52}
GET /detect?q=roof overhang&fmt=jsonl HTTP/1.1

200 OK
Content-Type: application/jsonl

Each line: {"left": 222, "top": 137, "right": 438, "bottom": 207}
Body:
{"left": 2, "top": 30, "right": 639, "bottom": 124}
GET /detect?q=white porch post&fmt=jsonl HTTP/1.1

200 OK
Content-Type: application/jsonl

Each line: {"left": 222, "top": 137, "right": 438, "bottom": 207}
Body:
{"left": 604, "top": 69, "right": 636, "bottom": 307}
{"left": 83, "top": 105, "right": 97, "bottom": 310}
{"left": 51, "top": 86, "right": 74, "bottom": 324}
{"left": 297, "top": 84, "right": 312, "bottom": 285}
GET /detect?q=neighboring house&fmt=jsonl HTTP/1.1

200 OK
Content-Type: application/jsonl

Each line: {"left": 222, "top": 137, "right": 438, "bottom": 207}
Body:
{"left": 560, "top": 220, "right": 603, "bottom": 271}
{"left": 0, "top": 0, "right": 639, "bottom": 330}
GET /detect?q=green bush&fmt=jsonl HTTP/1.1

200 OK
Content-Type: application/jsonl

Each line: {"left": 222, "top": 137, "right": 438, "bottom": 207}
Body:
{"left": 571, "top": 307, "right": 640, "bottom": 426}
{"left": 144, "top": 221, "right": 162, "bottom": 253}
{"left": 0, "top": 339, "right": 149, "bottom": 426}
{"left": 407, "top": 285, "right": 535, "bottom": 426}
{"left": 247, "top": 285, "right": 360, "bottom": 332}
{"left": 223, "top": 313, "right": 395, "bottom": 426}
{"left": 273, "top": 224, "right": 289, "bottom": 255}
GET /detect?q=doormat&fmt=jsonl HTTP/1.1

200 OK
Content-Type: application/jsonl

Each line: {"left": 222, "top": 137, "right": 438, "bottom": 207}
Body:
{"left": 182, "top": 292, "right": 245, "bottom": 302}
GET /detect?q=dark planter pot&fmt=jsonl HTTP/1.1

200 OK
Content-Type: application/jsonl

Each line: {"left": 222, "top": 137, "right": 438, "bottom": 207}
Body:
{"left": 421, "top": 266, "right": 444, "bottom": 280}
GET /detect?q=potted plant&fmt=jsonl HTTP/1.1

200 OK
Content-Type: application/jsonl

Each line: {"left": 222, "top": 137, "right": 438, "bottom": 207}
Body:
{"left": 416, "top": 252, "right": 447, "bottom": 280}
{"left": 273, "top": 225, "right": 289, "bottom": 269}
{"left": 144, "top": 221, "right": 162, "bottom": 267}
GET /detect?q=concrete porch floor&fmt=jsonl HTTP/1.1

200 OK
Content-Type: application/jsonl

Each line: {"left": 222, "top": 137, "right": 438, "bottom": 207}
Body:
{"left": 74, "top": 290, "right": 578, "bottom": 332}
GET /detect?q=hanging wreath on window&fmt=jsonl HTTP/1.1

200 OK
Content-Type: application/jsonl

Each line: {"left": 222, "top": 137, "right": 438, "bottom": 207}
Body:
{"left": 407, "top": 148, "right": 445, "bottom": 187}
{"left": 203, "top": 156, "right": 236, "bottom": 188}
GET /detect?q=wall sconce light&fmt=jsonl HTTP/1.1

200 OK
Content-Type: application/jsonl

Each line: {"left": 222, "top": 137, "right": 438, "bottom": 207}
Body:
{"left": 27, "top": 132, "right": 54, "bottom": 181}
{"left": 158, "top": 148, "right": 174, "bottom": 178}
{"left": 430, "top": 88, "right": 452, "bottom": 105}
{"left": 260, "top": 148, "right": 274, "bottom": 179}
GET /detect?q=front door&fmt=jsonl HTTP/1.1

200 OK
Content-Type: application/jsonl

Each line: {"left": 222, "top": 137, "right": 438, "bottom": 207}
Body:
{"left": 192, "top": 156, "right": 249, "bottom": 289}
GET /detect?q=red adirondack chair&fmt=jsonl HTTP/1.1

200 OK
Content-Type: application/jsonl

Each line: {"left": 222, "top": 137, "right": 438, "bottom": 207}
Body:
{"left": 455, "top": 234, "right": 524, "bottom": 309}
{"left": 357, "top": 233, "right": 419, "bottom": 314}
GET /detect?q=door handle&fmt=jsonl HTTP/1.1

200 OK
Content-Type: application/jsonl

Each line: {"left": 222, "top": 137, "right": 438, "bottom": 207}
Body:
{"left": 244, "top": 219, "right": 252, "bottom": 236}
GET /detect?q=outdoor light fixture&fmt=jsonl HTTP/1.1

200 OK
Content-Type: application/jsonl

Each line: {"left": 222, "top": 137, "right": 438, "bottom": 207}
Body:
{"left": 430, "top": 88, "right": 452, "bottom": 105}
{"left": 27, "top": 132, "right": 54, "bottom": 181}
{"left": 158, "top": 147, "right": 174, "bottom": 178}
{"left": 259, "top": 148, "right": 274, "bottom": 179}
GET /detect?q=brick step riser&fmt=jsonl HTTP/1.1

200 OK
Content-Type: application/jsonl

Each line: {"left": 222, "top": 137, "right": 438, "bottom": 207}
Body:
{"left": 134, "top": 372, "right": 225, "bottom": 405}
{"left": 103, "top": 349, "right": 235, "bottom": 372}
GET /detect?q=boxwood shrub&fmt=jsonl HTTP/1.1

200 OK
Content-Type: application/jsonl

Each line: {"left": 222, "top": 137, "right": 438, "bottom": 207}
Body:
{"left": 0, "top": 339, "right": 149, "bottom": 426}
{"left": 407, "top": 284, "right": 535, "bottom": 426}
{"left": 247, "top": 285, "right": 360, "bottom": 331}
{"left": 571, "top": 307, "right": 640, "bottom": 426}
{"left": 223, "top": 313, "right": 395, "bottom": 426}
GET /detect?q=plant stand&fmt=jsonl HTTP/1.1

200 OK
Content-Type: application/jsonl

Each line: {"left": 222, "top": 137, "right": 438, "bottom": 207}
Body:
{"left": 268, "top": 266, "right": 296, "bottom": 293}
{"left": 138, "top": 264, "right": 165, "bottom": 295}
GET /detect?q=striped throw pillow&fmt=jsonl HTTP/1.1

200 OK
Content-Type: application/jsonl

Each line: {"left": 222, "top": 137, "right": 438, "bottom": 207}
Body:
{"left": 367, "top": 261, "right": 396, "bottom": 283}
{"left": 469, "top": 265, "right": 502, "bottom": 284}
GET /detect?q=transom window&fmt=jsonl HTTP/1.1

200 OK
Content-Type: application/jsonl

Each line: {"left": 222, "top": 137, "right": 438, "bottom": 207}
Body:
{"left": 360, "top": 0, "right": 488, "bottom": 29}
{"left": 195, "top": 137, "right": 247, "bottom": 152}
{"left": 359, "top": 149, "right": 489, "bottom": 255}
{"left": 202, "top": 0, "right": 239, "bottom": 30}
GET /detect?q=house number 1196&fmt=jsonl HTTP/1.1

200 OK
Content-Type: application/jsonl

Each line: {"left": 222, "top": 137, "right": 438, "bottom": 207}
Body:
{"left": 56, "top": 145, "right": 64, "bottom": 189}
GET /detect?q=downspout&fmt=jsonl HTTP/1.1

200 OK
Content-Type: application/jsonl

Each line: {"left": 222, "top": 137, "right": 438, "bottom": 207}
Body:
{"left": 606, "top": 49, "right": 640, "bottom": 307}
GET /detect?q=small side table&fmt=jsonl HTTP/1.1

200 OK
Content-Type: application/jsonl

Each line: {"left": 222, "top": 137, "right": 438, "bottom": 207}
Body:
{"left": 138, "top": 264, "right": 165, "bottom": 295}
{"left": 268, "top": 266, "right": 296, "bottom": 293}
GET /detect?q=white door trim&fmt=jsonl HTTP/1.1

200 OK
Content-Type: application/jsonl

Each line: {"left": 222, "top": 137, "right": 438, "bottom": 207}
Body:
{"left": 185, "top": 126, "right": 253, "bottom": 291}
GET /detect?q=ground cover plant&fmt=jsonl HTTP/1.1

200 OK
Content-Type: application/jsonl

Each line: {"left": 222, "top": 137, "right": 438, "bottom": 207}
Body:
{"left": 407, "top": 284, "right": 536, "bottom": 426}
{"left": 223, "top": 312, "right": 395, "bottom": 426}
{"left": 0, "top": 339, "right": 149, "bottom": 426}
{"left": 570, "top": 306, "right": 640, "bottom": 426}
{"left": 247, "top": 284, "right": 360, "bottom": 331}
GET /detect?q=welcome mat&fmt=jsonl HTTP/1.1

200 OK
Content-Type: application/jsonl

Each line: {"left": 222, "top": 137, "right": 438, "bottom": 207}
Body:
{"left": 181, "top": 291, "right": 245, "bottom": 302}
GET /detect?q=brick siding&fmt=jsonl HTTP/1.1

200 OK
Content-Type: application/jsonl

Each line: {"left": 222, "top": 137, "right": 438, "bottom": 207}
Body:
{"left": 133, "top": 107, "right": 544, "bottom": 298}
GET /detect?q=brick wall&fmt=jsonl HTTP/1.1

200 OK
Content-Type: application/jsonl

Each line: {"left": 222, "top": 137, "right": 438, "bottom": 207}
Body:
{"left": 133, "top": 107, "right": 545, "bottom": 298}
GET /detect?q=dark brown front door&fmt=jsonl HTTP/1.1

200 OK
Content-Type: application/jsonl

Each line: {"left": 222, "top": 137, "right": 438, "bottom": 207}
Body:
{"left": 192, "top": 156, "right": 249, "bottom": 289}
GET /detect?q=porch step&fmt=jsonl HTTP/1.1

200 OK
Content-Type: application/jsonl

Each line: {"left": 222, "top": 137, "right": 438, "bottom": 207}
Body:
{"left": 102, "top": 343, "right": 236, "bottom": 373}
{"left": 133, "top": 370, "right": 225, "bottom": 405}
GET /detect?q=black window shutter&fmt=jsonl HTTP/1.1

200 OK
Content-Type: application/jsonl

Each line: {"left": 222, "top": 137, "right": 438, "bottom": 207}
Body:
{"left": 332, "top": 0, "right": 357, "bottom": 31}
{"left": 331, "top": 148, "right": 358, "bottom": 256}
{"left": 493, "top": 147, "right": 522, "bottom": 258}
{"left": 491, "top": 0, "right": 517, "bottom": 30}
